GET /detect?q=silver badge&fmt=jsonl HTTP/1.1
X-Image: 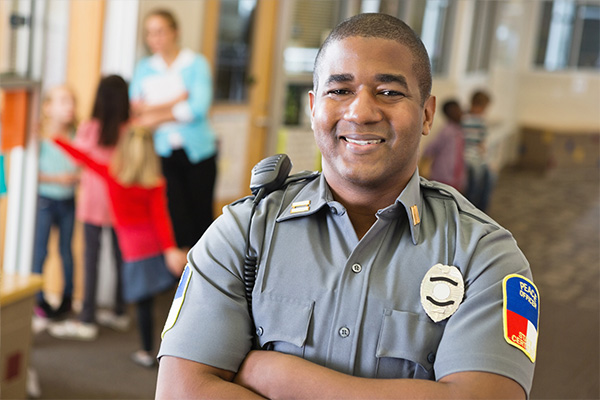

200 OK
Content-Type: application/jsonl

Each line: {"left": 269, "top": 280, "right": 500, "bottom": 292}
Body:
{"left": 420, "top": 263, "right": 464, "bottom": 322}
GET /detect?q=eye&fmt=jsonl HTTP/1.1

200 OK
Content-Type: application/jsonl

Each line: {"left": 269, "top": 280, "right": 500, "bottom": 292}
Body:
{"left": 327, "top": 89, "right": 352, "bottom": 97}
{"left": 379, "top": 90, "right": 405, "bottom": 97}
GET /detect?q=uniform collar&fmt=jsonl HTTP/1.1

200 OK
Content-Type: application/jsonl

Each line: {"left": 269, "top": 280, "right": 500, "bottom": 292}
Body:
{"left": 276, "top": 170, "right": 423, "bottom": 245}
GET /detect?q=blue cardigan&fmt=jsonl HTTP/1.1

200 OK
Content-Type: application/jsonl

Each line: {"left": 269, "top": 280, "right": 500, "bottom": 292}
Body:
{"left": 130, "top": 49, "right": 217, "bottom": 163}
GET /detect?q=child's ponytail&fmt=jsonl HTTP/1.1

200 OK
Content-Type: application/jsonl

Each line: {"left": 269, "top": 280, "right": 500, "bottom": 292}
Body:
{"left": 110, "top": 127, "right": 161, "bottom": 187}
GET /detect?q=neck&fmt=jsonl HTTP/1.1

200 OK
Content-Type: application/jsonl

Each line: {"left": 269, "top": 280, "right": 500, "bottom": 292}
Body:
{"left": 160, "top": 47, "right": 180, "bottom": 66}
{"left": 46, "top": 122, "right": 70, "bottom": 137}
{"left": 327, "top": 174, "right": 411, "bottom": 240}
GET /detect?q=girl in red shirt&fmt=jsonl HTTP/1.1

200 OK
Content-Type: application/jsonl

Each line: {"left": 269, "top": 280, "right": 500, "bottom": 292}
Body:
{"left": 53, "top": 126, "right": 186, "bottom": 367}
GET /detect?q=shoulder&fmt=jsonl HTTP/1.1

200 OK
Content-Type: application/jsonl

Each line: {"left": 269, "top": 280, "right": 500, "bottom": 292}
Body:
{"left": 132, "top": 56, "right": 156, "bottom": 78}
{"left": 182, "top": 50, "right": 210, "bottom": 74}
{"left": 420, "top": 177, "right": 500, "bottom": 228}
{"left": 226, "top": 171, "right": 321, "bottom": 219}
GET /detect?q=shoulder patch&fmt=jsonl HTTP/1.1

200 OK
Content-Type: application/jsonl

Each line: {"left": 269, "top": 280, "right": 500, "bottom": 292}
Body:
{"left": 503, "top": 274, "right": 540, "bottom": 362}
{"left": 161, "top": 264, "right": 192, "bottom": 338}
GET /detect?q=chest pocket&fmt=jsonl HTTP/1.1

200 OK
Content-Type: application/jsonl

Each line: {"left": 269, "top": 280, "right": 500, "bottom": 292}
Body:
{"left": 376, "top": 309, "right": 444, "bottom": 379}
{"left": 253, "top": 293, "right": 314, "bottom": 358}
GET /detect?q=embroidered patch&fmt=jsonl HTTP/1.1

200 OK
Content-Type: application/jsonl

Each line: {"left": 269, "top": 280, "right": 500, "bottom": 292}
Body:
{"left": 420, "top": 264, "right": 464, "bottom": 322}
{"left": 161, "top": 264, "right": 192, "bottom": 338}
{"left": 503, "top": 274, "right": 539, "bottom": 363}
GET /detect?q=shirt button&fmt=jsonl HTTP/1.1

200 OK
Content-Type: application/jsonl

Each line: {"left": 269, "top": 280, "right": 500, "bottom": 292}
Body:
{"left": 351, "top": 263, "right": 362, "bottom": 273}
{"left": 256, "top": 327, "right": 264, "bottom": 337}
{"left": 427, "top": 352, "right": 436, "bottom": 364}
{"left": 339, "top": 326, "right": 350, "bottom": 338}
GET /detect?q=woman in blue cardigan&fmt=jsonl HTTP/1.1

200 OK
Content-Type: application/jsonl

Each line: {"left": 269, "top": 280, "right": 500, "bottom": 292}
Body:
{"left": 130, "top": 8, "right": 217, "bottom": 250}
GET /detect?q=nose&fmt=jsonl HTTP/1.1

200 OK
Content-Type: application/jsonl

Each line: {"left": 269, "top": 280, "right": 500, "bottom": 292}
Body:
{"left": 343, "top": 90, "right": 382, "bottom": 124}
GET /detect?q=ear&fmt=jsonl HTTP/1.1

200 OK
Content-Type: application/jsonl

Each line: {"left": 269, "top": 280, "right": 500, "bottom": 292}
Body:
{"left": 309, "top": 90, "right": 316, "bottom": 130}
{"left": 421, "top": 95, "right": 436, "bottom": 136}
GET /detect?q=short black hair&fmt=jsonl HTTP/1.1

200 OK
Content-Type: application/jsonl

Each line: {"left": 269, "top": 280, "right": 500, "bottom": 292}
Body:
{"left": 442, "top": 99, "right": 460, "bottom": 118}
{"left": 313, "top": 13, "right": 432, "bottom": 104}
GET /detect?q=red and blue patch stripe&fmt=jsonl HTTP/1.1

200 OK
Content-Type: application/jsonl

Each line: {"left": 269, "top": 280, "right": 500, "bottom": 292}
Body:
{"left": 503, "top": 274, "right": 540, "bottom": 362}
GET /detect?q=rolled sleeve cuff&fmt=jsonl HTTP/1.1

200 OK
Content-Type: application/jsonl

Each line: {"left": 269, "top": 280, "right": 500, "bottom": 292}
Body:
{"left": 172, "top": 101, "right": 194, "bottom": 122}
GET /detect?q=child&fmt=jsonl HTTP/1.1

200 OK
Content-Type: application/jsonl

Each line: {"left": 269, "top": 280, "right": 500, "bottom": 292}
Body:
{"left": 51, "top": 126, "right": 186, "bottom": 368}
{"left": 463, "top": 90, "right": 493, "bottom": 211}
{"left": 422, "top": 99, "right": 466, "bottom": 192}
{"left": 32, "top": 85, "right": 79, "bottom": 320}
{"left": 48, "top": 75, "right": 130, "bottom": 341}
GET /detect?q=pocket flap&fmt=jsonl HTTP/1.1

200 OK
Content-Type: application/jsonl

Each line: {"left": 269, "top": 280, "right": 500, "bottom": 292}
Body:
{"left": 253, "top": 294, "right": 314, "bottom": 348}
{"left": 376, "top": 309, "right": 443, "bottom": 370}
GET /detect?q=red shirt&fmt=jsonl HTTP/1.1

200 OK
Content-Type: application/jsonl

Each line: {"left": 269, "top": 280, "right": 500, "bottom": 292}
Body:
{"left": 54, "top": 137, "right": 176, "bottom": 262}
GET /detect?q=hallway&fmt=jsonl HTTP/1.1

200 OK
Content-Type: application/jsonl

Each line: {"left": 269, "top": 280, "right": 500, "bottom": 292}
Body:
{"left": 29, "top": 164, "right": 600, "bottom": 399}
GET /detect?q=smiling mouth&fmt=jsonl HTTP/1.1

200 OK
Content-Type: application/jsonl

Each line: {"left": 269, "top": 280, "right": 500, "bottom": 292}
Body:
{"left": 342, "top": 137, "right": 384, "bottom": 145}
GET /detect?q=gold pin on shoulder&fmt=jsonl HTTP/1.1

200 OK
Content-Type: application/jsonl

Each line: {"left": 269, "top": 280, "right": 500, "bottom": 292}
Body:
{"left": 291, "top": 200, "right": 311, "bottom": 214}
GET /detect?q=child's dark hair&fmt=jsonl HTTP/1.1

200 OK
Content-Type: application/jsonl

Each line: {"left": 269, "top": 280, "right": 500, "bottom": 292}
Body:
{"left": 91, "top": 75, "right": 130, "bottom": 147}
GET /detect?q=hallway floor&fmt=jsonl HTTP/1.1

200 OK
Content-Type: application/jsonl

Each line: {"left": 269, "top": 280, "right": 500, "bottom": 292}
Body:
{"left": 29, "top": 164, "right": 600, "bottom": 399}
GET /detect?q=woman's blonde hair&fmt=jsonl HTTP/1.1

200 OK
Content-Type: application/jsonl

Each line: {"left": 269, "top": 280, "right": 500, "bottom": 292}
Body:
{"left": 110, "top": 127, "right": 162, "bottom": 187}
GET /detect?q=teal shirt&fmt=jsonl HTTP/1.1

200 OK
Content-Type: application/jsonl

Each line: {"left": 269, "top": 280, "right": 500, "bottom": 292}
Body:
{"left": 38, "top": 136, "right": 78, "bottom": 200}
{"left": 129, "top": 49, "right": 217, "bottom": 163}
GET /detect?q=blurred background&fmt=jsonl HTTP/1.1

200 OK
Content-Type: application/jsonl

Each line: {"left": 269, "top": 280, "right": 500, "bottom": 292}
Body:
{"left": 0, "top": 0, "right": 598, "bottom": 399}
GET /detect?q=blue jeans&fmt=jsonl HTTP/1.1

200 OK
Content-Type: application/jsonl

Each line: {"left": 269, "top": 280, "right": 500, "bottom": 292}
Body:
{"left": 32, "top": 195, "right": 75, "bottom": 303}
{"left": 465, "top": 164, "right": 495, "bottom": 212}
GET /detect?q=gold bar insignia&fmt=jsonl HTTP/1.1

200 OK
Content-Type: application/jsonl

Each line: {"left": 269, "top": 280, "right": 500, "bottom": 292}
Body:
{"left": 411, "top": 205, "right": 420, "bottom": 225}
{"left": 291, "top": 200, "right": 311, "bottom": 214}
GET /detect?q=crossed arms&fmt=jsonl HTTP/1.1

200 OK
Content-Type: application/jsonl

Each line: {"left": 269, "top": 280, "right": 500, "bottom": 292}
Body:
{"left": 155, "top": 351, "right": 525, "bottom": 399}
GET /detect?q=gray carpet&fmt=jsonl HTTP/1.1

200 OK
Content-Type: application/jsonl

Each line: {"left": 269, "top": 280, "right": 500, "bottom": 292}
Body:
{"left": 29, "top": 165, "right": 600, "bottom": 399}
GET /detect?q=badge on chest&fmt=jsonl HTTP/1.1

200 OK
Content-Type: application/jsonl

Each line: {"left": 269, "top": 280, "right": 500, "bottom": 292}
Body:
{"left": 420, "top": 263, "right": 465, "bottom": 323}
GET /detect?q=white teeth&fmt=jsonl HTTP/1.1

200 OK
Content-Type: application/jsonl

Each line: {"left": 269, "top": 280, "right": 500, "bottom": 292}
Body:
{"left": 344, "top": 137, "right": 383, "bottom": 145}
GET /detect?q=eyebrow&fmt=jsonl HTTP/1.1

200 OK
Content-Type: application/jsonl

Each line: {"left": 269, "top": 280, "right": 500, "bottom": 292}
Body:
{"left": 324, "top": 74, "right": 353, "bottom": 86}
{"left": 323, "top": 73, "right": 409, "bottom": 89}
{"left": 375, "top": 73, "right": 409, "bottom": 89}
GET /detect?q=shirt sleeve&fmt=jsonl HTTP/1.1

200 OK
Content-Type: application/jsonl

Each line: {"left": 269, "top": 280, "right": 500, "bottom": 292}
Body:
{"left": 434, "top": 225, "right": 536, "bottom": 395}
{"left": 129, "top": 60, "right": 147, "bottom": 102}
{"left": 149, "top": 182, "right": 177, "bottom": 251}
{"left": 53, "top": 137, "right": 109, "bottom": 180}
{"left": 158, "top": 201, "right": 253, "bottom": 372}
{"left": 174, "top": 55, "right": 213, "bottom": 122}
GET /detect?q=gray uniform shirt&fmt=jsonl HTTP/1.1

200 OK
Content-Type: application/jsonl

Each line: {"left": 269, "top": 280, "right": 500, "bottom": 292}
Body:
{"left": 159, "top": 170, "right": 536, "bottom": 395}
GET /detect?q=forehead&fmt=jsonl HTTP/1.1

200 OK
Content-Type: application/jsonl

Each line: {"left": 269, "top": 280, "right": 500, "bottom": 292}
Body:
{"left": 48, "top": 87, "right": 73, "bottom": 102}
{"left": 145, "top": 15, "right": 171, "bottom": 29}
{"left": 317, "top": 37, "right": 416, "bottom": 85}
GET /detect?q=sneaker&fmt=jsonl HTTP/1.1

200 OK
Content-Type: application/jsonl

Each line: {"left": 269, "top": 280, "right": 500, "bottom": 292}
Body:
{"left": 131, "top": 350, "right": 156, "bottom": 368}
{"left": 32, "top": 314, "right": 50, "bottom": 334}
{"left": 34, "top": 300, "right": 56, "bottom": 319}
{"left": 48, "top": 320, "right": 98, "bottom": 341}
{"left": 97, "top": 309, "right": 130, "bottom": 332}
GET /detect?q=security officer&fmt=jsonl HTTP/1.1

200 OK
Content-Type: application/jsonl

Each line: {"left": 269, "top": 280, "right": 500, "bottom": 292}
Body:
{"left": 156, "top": 13, "right": 538, "bottom": 399}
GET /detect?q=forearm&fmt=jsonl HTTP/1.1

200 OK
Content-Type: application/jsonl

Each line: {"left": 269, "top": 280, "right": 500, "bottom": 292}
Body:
{"left": 235, "top": 351, "right": 525, "bottom": 400}
{"left": 156, "top": 356, "right": 265, "bottom": 400}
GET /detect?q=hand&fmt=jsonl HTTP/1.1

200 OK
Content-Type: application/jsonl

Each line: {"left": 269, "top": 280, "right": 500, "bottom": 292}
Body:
{"left": 164, "top": 247, "right": 186, "bottom": 277}
{"left": 130, "top": 100, "right": 146, "bottom": 118}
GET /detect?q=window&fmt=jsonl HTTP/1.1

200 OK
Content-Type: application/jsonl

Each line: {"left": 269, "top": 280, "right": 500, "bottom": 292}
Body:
{"left": 418, "top": 0, "right": 455, "bottom": 75}
{"left": 467, "top": 1, "right": 500, "bottom": 73}
{"left": 377, "top": 0, "right": 456, "bottom": 76}
{"left": 214, "top": 0, "right": 257, "bottom": 102}
{"left": 535, "top": 0, "right": 600, "bottom": 70}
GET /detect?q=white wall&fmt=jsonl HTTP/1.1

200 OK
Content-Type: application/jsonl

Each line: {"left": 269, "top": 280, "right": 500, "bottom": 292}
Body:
{"left": 424, "top": 0, "right": 600, "bottom": 172}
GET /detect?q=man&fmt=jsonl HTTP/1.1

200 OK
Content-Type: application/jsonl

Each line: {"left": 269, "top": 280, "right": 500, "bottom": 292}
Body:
{"left": 156, "top": 14, "right": 538, "bottom": 399}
